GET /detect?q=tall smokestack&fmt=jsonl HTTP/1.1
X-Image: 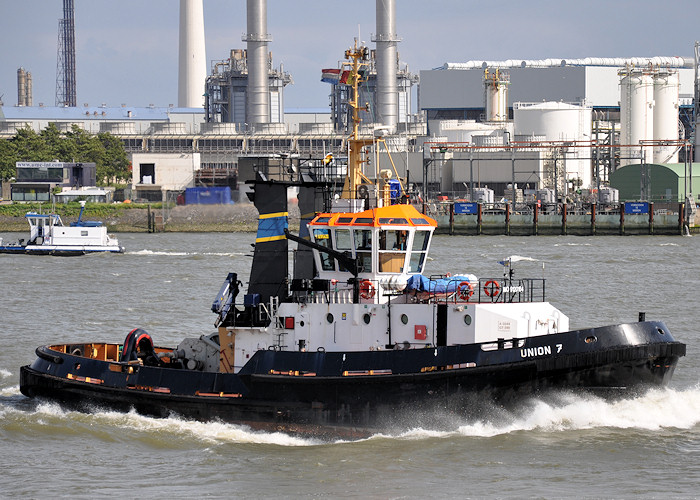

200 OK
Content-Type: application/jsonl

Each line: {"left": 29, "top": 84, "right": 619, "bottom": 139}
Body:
{"left": 178, "top": 0, "right": 207, "bottom": 108}
{"left": 245, "top": 0, "right": 271, "bottom": 127}
{"left": 374, "top": 0, "right": 399, "bottom": 132}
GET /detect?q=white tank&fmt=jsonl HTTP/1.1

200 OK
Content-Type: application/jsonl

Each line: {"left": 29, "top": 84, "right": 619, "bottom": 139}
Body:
{"left": 513, "top": 102, "right": 593, "bottom": 188}
{"left": 514, "top": 102, "right": 591, "bottom": 140}
{"left": 619, "top": 68, "right": 654, "bottom": 167}
{"left": 653, "top": 69, "right": 680, "bottom": 163}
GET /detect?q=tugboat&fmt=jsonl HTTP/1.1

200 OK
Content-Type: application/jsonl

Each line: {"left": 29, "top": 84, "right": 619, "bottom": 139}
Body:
{"left": 20, "top": 43, "right": 684, "bottom": 437}
{"left": 0, "top": 201, "right": 123, "bottom": 255}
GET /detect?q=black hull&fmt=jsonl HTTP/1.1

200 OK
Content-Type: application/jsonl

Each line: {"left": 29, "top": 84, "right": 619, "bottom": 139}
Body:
{"left": 20, "top": 321, "right": 685, "bottom": 438}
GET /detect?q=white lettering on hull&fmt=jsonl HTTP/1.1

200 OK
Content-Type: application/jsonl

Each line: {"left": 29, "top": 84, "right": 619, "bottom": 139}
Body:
{"left": 520, "top": 345, "right": 552, "bottom": 358}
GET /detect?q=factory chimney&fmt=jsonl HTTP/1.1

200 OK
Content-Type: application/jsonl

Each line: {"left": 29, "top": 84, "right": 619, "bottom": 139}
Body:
{"left": 245, "top": 0, "right": 271, "bottom": 128}
{"left": 373, "top": 0, "right": 399, "bottom": 132}
{"left": 178, "top": 0, "right": 207, "bottom": 108}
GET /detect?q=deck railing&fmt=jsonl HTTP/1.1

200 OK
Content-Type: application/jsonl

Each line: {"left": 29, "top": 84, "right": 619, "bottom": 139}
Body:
{"left": 287, "top": 277, "right": 546, "bottom": 305}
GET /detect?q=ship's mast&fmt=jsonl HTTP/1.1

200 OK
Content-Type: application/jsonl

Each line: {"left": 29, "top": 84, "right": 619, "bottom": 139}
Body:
{"left": 341, "top": 40, "right": 375, "bottom": 200}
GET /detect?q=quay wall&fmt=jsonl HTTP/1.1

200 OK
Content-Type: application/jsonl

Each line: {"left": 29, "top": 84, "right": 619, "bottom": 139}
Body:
{"left": 429, "top": 202, "right": 689, "bottom": 236}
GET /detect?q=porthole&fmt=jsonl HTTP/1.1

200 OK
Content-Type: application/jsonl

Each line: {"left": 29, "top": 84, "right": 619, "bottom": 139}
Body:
{"left": 657, "top": 328, "right": 665, "bottom": 335}
{"left": 400, "top": 314, "right": 408, "bottom": 325}
{"left": 585, "top": 336, "right": 597, "bottom": 344}
{"left": 326, "top": 313, "right": 334, "bottom": 324}
{"left": 464, "top": 314, "right": 472, "bottom": 326}
{"left": 363, "top": 313, "right": 371, "bottom": 324}
{"left": 299, "top": 320, "right": 305, "bottom": 327}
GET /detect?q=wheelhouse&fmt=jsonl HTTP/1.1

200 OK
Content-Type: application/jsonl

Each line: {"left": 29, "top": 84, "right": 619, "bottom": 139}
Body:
{"left": 307, "top": 204, "right": 437, "bottom": 299}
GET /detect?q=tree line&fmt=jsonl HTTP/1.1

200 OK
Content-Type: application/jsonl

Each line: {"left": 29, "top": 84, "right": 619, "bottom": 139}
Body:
{"left": 0, "top": 124, "right": 131, "bottom": 185}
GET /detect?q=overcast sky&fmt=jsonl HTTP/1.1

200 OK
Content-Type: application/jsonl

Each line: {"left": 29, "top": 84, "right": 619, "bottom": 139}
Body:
{"left": 1, "top": 0, "right": 699, "bottom": 110}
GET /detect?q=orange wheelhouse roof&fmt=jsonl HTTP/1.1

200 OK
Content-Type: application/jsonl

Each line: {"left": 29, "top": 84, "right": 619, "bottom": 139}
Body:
{"left": 309, "top": 204, "right": 437, "bottom": 228}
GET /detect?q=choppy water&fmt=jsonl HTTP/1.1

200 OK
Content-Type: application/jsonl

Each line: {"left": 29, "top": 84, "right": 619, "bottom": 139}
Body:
{"left": 1, "top": 232, "right": 699, "bottom": 498}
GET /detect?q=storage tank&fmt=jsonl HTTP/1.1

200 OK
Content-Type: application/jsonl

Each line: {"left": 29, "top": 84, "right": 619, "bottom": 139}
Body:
{"left": 619, "top": 68, "right": 654, "bottom": 167}
{"left": 652, "top": 69, "right": 680, "bottom": 163}
{"left": 513, "top": 101, "right": 593, "bottom": 187}
{"left": 514, "top": 102, "right": 591, "bottom": 140}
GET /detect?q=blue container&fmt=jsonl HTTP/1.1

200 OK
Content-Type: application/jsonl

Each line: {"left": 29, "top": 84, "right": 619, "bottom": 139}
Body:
{"left": 184, "top": 187, "right": 233, "bottom": 205}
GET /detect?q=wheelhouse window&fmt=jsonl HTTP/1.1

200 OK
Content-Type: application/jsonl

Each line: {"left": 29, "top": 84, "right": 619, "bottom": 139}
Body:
{"left": 335, "top": 229, "right": 352, "bottom": 251}
{"left": 335, "top": 229, "right": 353, "bottom": 272}
{"left": 378, "top": 229, "right": 407, "bottom": 273}
{"left": 407, "top": 230, "right": 431, "bottom": 273}
{"left": 312, "top": 228, "right": 334, "bottom": 271}
{"left": 354, "top": 229, "right": 372, "bottom": 273}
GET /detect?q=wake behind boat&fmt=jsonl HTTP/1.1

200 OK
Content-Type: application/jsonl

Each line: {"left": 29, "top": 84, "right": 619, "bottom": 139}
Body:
{"left": 19, "top": 42, "right": 684, "bottom": 438}
{"left": 0, "top": 201, "right": 123, "bottom": 256}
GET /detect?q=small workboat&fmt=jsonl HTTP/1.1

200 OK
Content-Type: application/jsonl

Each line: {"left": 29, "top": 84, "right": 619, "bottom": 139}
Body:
{"left": 0, "top": 201, "right": 123, "bottom": 256}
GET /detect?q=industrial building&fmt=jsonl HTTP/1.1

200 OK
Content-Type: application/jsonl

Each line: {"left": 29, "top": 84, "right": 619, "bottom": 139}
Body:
{"left": 1, "top": 0, "right": 699, "bottom": 209}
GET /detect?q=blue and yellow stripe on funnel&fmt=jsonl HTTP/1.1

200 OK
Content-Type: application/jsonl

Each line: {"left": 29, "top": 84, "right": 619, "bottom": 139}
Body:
{"left": 255, "top": 211, "right": 289, "bottom": 243}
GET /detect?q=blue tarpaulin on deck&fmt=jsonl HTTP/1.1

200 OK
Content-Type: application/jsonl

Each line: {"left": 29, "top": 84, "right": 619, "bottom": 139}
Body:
{"left": 184, "top": 187, "right": 233, "bottom": 205}
{"left": 406, "top": 274, "right": 478, "bottom": 294}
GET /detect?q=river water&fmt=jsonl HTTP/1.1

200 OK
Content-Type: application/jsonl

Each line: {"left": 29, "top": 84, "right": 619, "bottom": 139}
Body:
{"left": 1, "top": 231, "right": 699, "bottom": 498}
